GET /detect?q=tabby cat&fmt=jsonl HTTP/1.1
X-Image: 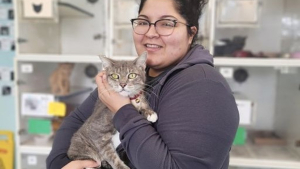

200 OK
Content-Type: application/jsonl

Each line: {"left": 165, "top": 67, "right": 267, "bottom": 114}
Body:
{"left": 67, "top": 52, "right": 157, "bottom": 169}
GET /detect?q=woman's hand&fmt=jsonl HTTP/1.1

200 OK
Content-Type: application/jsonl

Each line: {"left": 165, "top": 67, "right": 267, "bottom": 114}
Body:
{"left": 62, "top": 160, "right": 100, "bottom": 169}
{"left": 95, "top": 71, "right": 130, "bottom": 113}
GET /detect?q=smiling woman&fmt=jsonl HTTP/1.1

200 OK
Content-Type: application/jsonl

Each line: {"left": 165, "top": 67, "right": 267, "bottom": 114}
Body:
{"left": 46, "top": 0, "right": 239, "bottom": 169}
{"left": 132, "top": 0, "right": 197, "bottom": 77}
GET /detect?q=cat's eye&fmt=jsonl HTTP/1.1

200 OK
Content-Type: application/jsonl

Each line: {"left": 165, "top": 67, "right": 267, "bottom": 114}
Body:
{"left": 128, "top": 73, "right": 137, "bottom": 79}
{"left": 110, "top": 73, "right": 119, "bottom": 80}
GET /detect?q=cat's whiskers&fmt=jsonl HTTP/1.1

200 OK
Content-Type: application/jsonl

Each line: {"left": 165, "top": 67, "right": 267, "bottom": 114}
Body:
{"left": 134, "top": 82, "right": 158, "bottom": 98}
{"left": 142, "top": 83, "right": 154, "bottom": 89}
{"left": 142, "top": 89, "right": 159, "bottom": 99}
{"left": 136, "top": 82, "right": 154, "bottom": 90}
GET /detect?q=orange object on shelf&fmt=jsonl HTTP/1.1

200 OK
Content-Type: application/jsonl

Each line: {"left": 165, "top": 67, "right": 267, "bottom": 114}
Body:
{"left": 0, "top": 131, "right": 14, "bottom": 169}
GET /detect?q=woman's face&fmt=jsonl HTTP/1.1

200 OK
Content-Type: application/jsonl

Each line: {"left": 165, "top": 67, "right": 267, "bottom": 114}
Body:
{"left": 133, "top": 0, "right": 195, "bottom": 76}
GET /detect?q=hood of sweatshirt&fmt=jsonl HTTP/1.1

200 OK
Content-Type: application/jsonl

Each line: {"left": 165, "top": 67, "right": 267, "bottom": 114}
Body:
{"left": 159, "top": 45, "right": 213, "bottom": 85}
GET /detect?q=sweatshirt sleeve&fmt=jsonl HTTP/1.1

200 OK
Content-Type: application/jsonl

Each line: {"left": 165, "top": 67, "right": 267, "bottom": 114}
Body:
{"left": 46, "top": 88, "right": 99, "bottom": 169}
{"left": 113, "top": 70, "right": 239, "bottom": 169}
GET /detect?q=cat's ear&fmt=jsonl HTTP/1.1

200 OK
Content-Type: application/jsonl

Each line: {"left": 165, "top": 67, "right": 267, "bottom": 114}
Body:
{"left": 98, "top": 55, "right": 112, "bottom": 70}
{"left": 135, "top": 51, "right": 147, "bottom": 70}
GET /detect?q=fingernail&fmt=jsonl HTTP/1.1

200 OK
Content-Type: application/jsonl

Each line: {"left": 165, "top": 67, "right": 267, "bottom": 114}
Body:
{"left": 103, "top": 74, "right": 106, "bottom": 79}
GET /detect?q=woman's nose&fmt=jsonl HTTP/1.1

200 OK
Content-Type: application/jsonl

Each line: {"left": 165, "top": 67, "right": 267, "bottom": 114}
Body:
{"left": 145, "top": 25, "right": 159, "bottom": 38}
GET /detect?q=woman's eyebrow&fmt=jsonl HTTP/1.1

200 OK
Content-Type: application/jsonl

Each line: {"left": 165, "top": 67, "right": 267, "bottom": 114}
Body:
{"left": 137, "top": 15, "right": 177, "bottom": 20}
{"left": 138, "top": 15, "right": 148, "bottom": 19}
{"left": 160, "top": 15, "right": 177, "bottom": 19}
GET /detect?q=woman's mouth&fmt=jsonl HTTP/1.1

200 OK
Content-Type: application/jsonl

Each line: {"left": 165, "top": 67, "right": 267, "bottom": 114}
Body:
{"left": 145, "top": 44, "right": 162, "bottom": 48}
{"left": 144, "top": 44, "right": 162, "bottom": 51}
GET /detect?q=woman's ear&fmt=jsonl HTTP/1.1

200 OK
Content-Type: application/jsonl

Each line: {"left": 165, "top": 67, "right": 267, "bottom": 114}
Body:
{"left": 189, "top": 26, "right": 198, "bottom": 44}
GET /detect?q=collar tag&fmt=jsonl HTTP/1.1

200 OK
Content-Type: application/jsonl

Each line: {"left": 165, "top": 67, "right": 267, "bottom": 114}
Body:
{"left": 130, "top": 91, "right": 143, "bottom": 100}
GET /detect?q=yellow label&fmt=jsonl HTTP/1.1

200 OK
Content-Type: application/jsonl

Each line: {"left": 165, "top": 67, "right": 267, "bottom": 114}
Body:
{"left": 0, "top": 130, "right": 14, "bottom": 169}
{"left": 48, "top": 102, "right": 66, "bottom": 117}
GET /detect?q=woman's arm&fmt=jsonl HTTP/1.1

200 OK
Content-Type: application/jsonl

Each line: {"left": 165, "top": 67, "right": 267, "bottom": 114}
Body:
{"left": 46, "top": 89, "right": 99, "bottom": 169}
{"left": 113, "top": 69, "right": 239, "bottom": 169}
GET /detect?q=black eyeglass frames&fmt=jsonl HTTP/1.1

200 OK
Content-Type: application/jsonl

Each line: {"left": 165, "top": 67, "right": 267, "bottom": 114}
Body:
{"left": 130, "top": 18, "right": 191, "bottom": 36}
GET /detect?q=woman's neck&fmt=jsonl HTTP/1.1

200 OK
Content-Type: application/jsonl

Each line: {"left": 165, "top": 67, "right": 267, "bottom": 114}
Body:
{"left": 148, "top": 68, "right": 164, "bottom": 77}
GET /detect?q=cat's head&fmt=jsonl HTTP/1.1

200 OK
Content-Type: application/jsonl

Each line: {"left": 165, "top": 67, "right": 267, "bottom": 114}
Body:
{"left": 99, "top": 52, "right": 147, "bottom": 98}
{"left": 59, "top": 63, "right": 74, "bottom": 74}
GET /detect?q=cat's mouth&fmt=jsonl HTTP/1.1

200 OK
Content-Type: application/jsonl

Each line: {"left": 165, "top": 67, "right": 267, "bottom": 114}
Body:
{"left": 118, "top": 90, "right": 130, "bottom": 97}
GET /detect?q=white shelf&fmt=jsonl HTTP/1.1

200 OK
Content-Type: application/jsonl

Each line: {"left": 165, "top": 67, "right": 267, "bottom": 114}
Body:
{"left": 230, "top": 158, "right": 300, "bottom": 169}
{"left": 18, "top": 87, "right": 93, "bottom": 101}
{"left": 16, "top": 55, "right": 300, "bottom": 67}
{"left": 214, "top": 57, "right": 300, "bottom": 67}
{"left": 230, "top": 144, "right": 300, "bottom": 169}
{"left": 20, "top": 136, "right": 52, "bottom": 155}
{"left": 15, "top": 54, "right": 136, "bottom": 63}
{"left": 19, "top": 132, "right": 121, "bottom": 155}
{"left": 20, "top": 145, "right": 51, "bottom": 155}
{"left": 15, "top": 54, "right": 100, "bottom": 63}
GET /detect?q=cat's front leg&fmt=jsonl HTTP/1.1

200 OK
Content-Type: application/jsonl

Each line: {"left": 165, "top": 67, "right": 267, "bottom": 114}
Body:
{"left": 131, "top": 97, "right": 158, "bottom": 123}
{"left": 140, "top": 108, "right": 158, "bottom": 123}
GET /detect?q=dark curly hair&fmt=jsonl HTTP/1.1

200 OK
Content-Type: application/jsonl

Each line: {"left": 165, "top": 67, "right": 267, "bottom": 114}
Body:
{"left": 138, "top": 0, "right": 208, "bottom": 46}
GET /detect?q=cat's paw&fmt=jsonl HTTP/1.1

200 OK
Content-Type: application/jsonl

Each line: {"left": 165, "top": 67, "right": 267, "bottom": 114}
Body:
{"left": 147, "top": 113, "right": 158, "bottom": 123}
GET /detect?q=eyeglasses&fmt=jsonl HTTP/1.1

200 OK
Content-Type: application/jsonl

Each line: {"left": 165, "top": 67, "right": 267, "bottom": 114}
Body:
{"left": 130, "top": 18, "right": 191, "bottom": 36}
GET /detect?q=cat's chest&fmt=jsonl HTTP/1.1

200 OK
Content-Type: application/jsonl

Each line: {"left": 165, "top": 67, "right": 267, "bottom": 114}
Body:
{"left": 112, "top": 131, "right": 121, "bottom": 148}
{"left": 131, "top": 97, "right": 141, "bottom": 108}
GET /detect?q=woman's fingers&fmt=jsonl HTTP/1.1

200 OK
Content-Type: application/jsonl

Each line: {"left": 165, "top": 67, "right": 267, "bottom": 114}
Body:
{"left": 81, "top": 160, "right": 100, "bottom": 168}
{"left": 61, "top": 160, "right": 100, "bottom": 169}
{"left": 96, "top": 71, "right": 110, "bottom": 97}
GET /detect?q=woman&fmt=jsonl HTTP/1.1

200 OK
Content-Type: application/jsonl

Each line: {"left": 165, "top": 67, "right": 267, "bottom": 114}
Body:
{"left": 46, "top": 0, "right": 239, "bottom": 168}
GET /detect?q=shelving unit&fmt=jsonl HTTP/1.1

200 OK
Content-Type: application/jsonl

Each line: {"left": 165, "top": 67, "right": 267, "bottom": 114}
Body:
{"left": 210, "top": 0, "right": 300, "bottom": 169}
{"left": 14, "top": 58, "right": 98, "bottom": 168}
{"left": 13, "top": 0, "right": 300, "bottom": 169}
{"left": 230, "top": 144, "right": 300, "bottom": 169}
{"left": 13, "top": 0, "right": 138, "bottom": 168}
{"left": 214, "top": 57, "right": 300, "bottom": 67}
{"left": 17, "top": 87, "right": 94, "bottom": 156}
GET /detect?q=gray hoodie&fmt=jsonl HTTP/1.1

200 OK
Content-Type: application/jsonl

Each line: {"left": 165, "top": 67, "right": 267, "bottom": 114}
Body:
{"left": 46, "top": 45, "right": 239, "bottom": 169}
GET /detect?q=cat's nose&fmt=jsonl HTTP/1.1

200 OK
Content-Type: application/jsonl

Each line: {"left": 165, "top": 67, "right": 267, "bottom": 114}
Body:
{"left": 120, "top": 83, "right": 127, "bottom": 88}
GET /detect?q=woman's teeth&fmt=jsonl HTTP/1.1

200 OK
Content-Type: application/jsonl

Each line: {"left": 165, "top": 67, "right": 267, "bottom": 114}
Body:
{"left": 146, "top": 44, "right": 161, "bottom": 48}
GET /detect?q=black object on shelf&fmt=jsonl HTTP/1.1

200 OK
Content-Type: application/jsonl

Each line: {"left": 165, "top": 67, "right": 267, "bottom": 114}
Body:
{"left": 85, "top": 64, "right": 98, "bottom": 78}
{"left": 214, "top": 36, "right": 247, "bottom": 56}
{"left": 233, "top": 68, "right": 248, "bottom": 83}
{"left": 87, "top": 0, "right": 98, "bottom": 4}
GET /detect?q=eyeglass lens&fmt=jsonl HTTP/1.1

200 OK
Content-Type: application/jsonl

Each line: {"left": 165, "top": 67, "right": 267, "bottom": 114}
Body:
{"left": 132, "top": 19, "right": 176, "bottom": 36}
